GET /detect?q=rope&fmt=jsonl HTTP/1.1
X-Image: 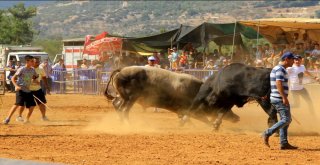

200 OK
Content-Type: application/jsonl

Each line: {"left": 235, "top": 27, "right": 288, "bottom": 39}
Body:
{"left": 33, "top": 94, "right": 53, "bottom": 111}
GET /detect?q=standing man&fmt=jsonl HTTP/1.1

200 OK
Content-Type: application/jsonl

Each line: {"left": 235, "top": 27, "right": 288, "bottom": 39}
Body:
{"left": 287, "top": 55, "right": 319, "bottom": 114}
{"left": 6, "top": 60, "right": 16, "bottom": 93}
{"left": 170, "top": 47, "right": 179, "bottom": 69}
{"left": 262, "top": 52, "right": 298, "bottom": 150}
{"left": 40, "top": 58, "right": 52, "bottom": 95}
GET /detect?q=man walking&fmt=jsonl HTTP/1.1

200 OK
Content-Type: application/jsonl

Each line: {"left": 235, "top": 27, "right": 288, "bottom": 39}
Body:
{"left": 262, "top": 52, "right": 298, "bottom": 150}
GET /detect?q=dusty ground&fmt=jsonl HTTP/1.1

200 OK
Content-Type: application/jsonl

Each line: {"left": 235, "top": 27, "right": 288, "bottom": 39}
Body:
{"left": 0, "top": 85, "right": 320, "bottom": 165}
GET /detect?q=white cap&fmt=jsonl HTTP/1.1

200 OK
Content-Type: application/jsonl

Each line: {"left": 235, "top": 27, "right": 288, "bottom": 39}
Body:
{"left": 148, "top": 56, "right": 156, "bottom": 61}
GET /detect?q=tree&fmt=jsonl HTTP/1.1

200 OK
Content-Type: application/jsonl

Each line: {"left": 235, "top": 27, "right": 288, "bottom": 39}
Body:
{"left": 0, "top": 3, "right": 36, "bottom": 45}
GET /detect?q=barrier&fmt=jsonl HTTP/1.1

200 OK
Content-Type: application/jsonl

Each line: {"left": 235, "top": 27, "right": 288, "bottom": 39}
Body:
{"left": 51, "top": 68, "right": 99, "bottom": 95}
{"left": 184, "top": 69, "right": 218, "bottom": 81}
{"left": 0, "top": 69, "right": 5, "bottom": 95}
{"left": 50, "top": 67, "right": 319, "bottom": 96}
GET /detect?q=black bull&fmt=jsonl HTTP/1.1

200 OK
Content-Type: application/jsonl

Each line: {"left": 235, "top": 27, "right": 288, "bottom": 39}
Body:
{"left": 104, "top": 66, "right": 240, "bottom": 125}
{"left": 182, "top": 63, "right": 278, "bottom": 130}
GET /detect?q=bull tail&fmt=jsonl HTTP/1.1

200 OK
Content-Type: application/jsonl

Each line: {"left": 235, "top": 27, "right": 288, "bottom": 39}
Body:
{"left": 104, "top": 68, "right": 122, "bottom": 100}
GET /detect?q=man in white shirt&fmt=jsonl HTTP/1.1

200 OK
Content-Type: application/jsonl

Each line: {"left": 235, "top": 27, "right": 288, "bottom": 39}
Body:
{"left": 287, "top": 55, "right": 319, "bottom": 114}
{"left": 40, "top": 59, "right": 52, "bottom": 95}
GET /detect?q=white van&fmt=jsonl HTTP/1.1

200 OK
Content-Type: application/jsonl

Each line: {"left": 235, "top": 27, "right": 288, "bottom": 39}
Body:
{"left": 5, "top": 51, "right": 49, "bottom": 85}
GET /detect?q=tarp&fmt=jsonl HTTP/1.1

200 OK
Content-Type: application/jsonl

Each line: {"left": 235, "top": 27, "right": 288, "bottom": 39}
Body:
{"left": 123, "top": 22, "right": 261, "bottom": 52}
{"left": 240, "top": 18, "right": 320, "bottom": 43}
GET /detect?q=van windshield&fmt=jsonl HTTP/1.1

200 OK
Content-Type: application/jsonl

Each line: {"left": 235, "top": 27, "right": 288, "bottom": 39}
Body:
{"left": 17, "top": 54, "right": 49, "bottom": 65}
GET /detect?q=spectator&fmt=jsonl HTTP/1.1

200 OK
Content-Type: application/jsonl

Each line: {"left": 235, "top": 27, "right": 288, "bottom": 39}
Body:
{"left": 266, "top": 44, "right": 282, "bottom": 68}
{"left": 40, "top": 59, "right": 52, "bottom": 95}
{"left": 179, "top": 51, "right": 188, "bottom": 68}
{"left": 204, "top": 59, "right": 215, "bottom": 70}
{"left": 80, "top": 58, "right": 89, "bottom": 69}
{"left": 52, "top": 59, "right": 66, "bottom": 93}
{"left": 212, "top": 49, "right": 220, "bottom": 61}
{"left": 89, "top": 60, "right": 99, "bottom": 70}
{"left": 152, "top": 51, "right": 160, "bottom": 65}
{"left": 263, "top": 43, "right": 274, "bottom": 68}
{"left": 170, "top": 47, "right": 179, "bottom": 69}
{"left": 145, "top": 56, "right": 160, "bottom": 112}
{"left": 310, "top": 43, "right": 320, "bottom": 70}
{"left": 255, "top": 45, "right": 264, "bottom": 62}
{"left": 6, "top": 60, "right": 16, "bottom": 93}
{"left": 145, "top": 56, "right": 160, "bottom": 68}
{"left": 187, "top": 51, "right": 195, "bottom": 69}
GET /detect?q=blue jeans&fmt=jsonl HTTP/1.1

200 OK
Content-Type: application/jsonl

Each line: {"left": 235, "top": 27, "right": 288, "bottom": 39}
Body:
{"left": 265, "top": 101, "right": 292, "bottom": 145}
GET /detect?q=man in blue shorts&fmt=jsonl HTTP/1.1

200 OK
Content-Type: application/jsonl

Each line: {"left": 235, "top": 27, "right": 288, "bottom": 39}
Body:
{"left": 3, "top": 55, "right": 37, "bottom": 124}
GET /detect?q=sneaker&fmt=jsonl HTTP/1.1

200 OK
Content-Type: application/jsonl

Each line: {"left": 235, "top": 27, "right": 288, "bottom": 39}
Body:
{"left": 280, "top": 143, "right": 298, "bottom": 150}
{"left": 16, "top": 116, "right": 24, "bottom": 122}
{"left": 261, "top": 132, "right": 270, "bottom": 147}
{"left": 3, "top": 118, "right": 10, "bottom": 125}
{"left": 41, "top": 116, "right": 49, "bottom": 121}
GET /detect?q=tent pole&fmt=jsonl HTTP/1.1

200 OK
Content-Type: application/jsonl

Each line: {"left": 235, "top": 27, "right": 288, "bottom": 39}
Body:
{"left": 256, "top": 21, "right": 261, "bottom": 61}
{"left": 231, "top": 19, "right": 237, "bottom": 61}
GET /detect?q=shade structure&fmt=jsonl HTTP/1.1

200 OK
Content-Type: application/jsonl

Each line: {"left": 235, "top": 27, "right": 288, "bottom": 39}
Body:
{"left": 240, "top": 18, "right": 320, "bottom": 44}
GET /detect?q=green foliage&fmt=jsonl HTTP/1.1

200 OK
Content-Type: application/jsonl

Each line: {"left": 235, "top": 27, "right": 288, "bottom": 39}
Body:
{"left": 0, "top": 3, "right": 36, "bottom": 45}
{"left": 32, "top": 39, "right": 63, "bottom": 60}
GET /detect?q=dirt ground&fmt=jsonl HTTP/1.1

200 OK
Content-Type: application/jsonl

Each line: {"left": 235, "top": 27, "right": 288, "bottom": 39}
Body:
{"left": 1, "top": 85, "right": 320, "bottom": 165}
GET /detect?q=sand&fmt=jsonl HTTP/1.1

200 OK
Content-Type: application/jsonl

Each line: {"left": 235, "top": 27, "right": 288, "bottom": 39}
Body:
{"left": 0, "top": 84, "right": 320, "bottom": 164}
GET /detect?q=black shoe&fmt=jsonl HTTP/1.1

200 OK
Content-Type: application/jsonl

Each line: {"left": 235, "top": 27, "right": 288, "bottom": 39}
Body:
{"left": 261, "top": 132, "right": 270, "bottom": 147}
{"left": 280, "top": 143, "right": 298, "bottom": 150}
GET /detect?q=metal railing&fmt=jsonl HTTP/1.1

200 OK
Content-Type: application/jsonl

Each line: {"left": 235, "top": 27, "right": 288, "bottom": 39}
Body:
{"left": 50, "top": 68, "right": 319, "bottom": 95}
{"left": 51, "top": 69, "right": 100, "bottom": 94}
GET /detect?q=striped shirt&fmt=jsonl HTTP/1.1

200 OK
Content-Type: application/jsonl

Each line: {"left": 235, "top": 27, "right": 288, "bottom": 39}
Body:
{"left": 270, "top": 65, "right": 289, "bottom": 101}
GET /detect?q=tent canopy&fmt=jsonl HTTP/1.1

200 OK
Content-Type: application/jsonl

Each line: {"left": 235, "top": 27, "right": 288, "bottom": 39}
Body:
{"left": 240, "top": 18, "right": 320, "bottom": 43}
{"left": 122, "top": 22, "right": 261, "bottom": 53}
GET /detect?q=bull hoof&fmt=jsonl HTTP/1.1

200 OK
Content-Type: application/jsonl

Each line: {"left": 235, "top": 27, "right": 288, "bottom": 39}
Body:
{"left": 212, "top": 124, "right": 220, "bottom": 131}
{"left": 179, "top": 115, "right": 190, "bottom": 127}
{"left": 231, "top": 116, "right": 240, "bottom": 123}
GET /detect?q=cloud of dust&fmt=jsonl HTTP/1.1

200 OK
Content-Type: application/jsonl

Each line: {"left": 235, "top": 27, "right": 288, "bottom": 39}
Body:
{"left": 83, "top": 106, "right": 212, "bottom": 135}
{"left": 287, "top": 84, "right": 320, "bottom": 136}
{"left": 228, "top": 84, "right": 320, "bottom": 136}
{"left": 83, "top": 85, "right": 320, "bottom": 136}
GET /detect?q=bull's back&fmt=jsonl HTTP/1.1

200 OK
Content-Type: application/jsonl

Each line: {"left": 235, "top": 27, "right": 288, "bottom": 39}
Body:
{"left": 212, "top": 63, "right": 271, "bottom": 97}
{"left": 115, "top": 66, "right": 203, "bottom": 110}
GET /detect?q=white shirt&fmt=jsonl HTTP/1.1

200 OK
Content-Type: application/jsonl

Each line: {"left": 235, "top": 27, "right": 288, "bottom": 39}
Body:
{"left": 287, "top": 65, "right": 306, "bottom": 90}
